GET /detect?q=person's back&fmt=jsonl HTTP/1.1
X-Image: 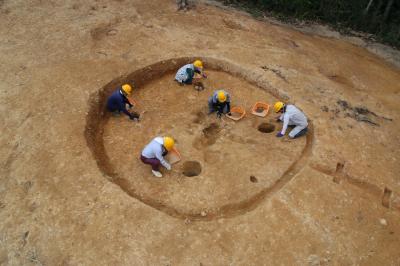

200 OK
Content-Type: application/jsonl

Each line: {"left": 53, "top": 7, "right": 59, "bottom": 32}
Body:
{"left": 106, "top": 89, "right": 123, "bottom": 111}
{"left": 175, "top": 64, "right": 194, "bottom": 83}
{"left": 285, "top": 104, "right": 308, "bottom": 126}
{"left": 142, "top": 137, "right": 163, "bottom": 159}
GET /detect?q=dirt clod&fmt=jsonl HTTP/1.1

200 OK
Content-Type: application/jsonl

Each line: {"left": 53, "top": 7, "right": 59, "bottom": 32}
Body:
{"left": 182, "top": 161, "right": 202, "bottom": 177}
{"left": 258, "top": 123, "right": 275, "bottom": 133}
{"left": 250, "top": 175, "right": 258, "bottom": 183}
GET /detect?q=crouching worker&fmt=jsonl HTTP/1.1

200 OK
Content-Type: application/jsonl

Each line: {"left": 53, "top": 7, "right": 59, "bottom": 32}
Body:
{"left": 274, "top": 102, "right": 308, "bottom": 139}
{"left": 208, "top": 90, "right": 231, "bottom": 118}
{"left": 140, "top": 136, "right": 175, "bottom": 178}
{"left": 175, "top": 60, "right": 207, "bottom": 85}
{"left": 106, "top": 84, "right": 140, "bottom": 120}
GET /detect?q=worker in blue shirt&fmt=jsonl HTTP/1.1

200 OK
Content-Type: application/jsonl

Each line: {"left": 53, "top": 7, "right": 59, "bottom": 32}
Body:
{"left": 106, "top": 84, "right": 140, "bottom": 120}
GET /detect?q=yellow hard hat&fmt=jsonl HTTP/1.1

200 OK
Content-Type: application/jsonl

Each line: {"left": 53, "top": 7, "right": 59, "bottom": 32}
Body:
{"left": 121, "top": 84, "right": 133, "bottom": 96}
{"left": 217, "top": 91, "right": 226, "bottom": 103}
{"left": 193, "top": 60, "right": 203, "bottom": 69}
{"left": 274, "top": 101, "right": 284, "bottom": 113}
{"left": 163, "top": 136, "right": 175, "bottom": 151}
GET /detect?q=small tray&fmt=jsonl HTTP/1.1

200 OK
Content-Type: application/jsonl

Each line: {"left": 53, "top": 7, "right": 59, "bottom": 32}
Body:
{"left": 167, "top": 147, "right": 181, "bottom": 165}
{"left": 251, "top": 102, "right": 270, "bottom": 117}
{"left": 226, "top": 106, "right": 246, "bottom": 121}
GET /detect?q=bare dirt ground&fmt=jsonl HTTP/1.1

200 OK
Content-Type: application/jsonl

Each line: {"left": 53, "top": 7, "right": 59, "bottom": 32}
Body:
{"left": 1, "top": 0, "right": 400, "bottom": 265}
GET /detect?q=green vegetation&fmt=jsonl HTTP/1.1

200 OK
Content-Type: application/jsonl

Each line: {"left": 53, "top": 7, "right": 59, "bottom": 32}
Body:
{"left": 220, "top": 0, "right": 400, "bottom": 48}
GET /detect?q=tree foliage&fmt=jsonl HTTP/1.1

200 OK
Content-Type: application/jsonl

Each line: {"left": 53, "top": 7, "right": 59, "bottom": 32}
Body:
{"left": 222, "top": 0, "right": 400, "bottom": 48}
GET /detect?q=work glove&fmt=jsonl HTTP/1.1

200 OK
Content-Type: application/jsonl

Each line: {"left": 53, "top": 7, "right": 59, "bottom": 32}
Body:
{"left": 216, "top": 111, "right": 222, "bottom": 119}
{"left": 165, "top": 164, "right": 172, "bottom": 171}
{"left": 276, "top": 132, "right": 284, "bottom": 138}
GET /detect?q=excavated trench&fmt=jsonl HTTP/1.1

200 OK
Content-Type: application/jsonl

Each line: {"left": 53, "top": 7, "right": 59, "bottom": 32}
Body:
{"left": 84, "top": 57, "right": 314, "bottom": 220}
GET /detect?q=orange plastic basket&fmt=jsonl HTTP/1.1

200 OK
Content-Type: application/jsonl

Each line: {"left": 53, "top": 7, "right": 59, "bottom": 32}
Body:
{"left": 251, "top": 102, "right": 270, "bottom": 117}
{"left": 226, "top": 106, "right": 246, "bottom": 121}
{"left": 167, "top": 147, "right": 181, "bottom": 165}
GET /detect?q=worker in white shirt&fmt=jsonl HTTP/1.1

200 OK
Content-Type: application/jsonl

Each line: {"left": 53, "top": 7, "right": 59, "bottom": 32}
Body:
{"left": 140, "top": 136, "right": 175, "bottom": 177}
{"left": 274, "top": 102, "right": 308, "bottom": 139}
{"left": 175, "top": 60, "right": 207, "bottom": 85}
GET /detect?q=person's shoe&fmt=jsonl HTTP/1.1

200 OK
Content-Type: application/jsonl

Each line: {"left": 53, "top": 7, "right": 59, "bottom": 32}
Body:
{"left": 152, "top": 170, "right": 162, "bottom": 178}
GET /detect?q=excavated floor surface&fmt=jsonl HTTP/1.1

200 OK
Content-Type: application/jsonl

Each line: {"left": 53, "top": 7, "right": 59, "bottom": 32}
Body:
{"left": 102, "top": 70, "right": 305, "bottom": 217}
{"left": 1, "top": 0, "right": 400, "bottom": 265}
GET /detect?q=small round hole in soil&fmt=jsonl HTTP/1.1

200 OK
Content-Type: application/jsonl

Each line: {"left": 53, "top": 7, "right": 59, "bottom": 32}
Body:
{"left": 182, "top": 161, "right": 202, "bottom": 177}
{"left": 258, "top": 123, "right": 275, "bottom": 133}
{"left": 250, "top": 175, "right": 258, "bottom": 183}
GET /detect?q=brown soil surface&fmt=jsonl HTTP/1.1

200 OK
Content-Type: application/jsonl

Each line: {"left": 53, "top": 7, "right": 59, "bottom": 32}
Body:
{"left": 102, "top": 70, "right": 305, "bottom": 216}
{"left": 1, "top": 0, "right": 400, "bottom": 265}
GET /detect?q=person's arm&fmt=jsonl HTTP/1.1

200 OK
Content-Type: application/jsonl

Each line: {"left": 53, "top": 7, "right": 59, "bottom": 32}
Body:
{"left": 123, "top": 96, "right": 133, "bottom": 108}
{"left": 194, "top": 67, "right": 207, "bottom": 78}
{"left": 118, "top": 100, "right": 132, "bottom": 117}
{"left": 155, "top": 147, "right": 171, "bottom": 170}
{"left": 281, "top": 114, "right": 289, "bottom": 135}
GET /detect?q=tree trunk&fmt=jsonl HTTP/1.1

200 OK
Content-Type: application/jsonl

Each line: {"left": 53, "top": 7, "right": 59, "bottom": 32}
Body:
{"left": 383, "top": 0, "right": 394, "bottom": 21}
{"left": 364, "top": 0, "right": 374, "bottom": 14}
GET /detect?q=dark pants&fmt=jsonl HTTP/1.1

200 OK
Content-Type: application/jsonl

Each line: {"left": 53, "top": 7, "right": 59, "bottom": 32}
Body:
{"left": 184, "top": 68, "right": 194, "bottom": 84}
{"left": 140, "top": 155, "right": 160, "bottom": 171}
{"left": 292, "top": 127, "right": 308, "bottom": 139}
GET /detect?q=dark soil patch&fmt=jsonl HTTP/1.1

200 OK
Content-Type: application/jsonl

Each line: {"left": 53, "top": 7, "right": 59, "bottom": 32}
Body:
{"left": 182, "top": 161, "right": 202, "bottom": 177}
{"left": 336, "top": 100, "right": 385, "bottom": 126}
{"left": 202, "top": 123, "right": 221, "bottom": 145}
{"left": 256, "top": 107, "right": 264, "bottom": 113}
{"left": 250, "top": 175, "right": 258, "bottom": 183}
{"left": 258, "top": 123, "right": 275, "bottom": 133}
{"left": 193, "top": 111, "right": 206, "bottom": 124}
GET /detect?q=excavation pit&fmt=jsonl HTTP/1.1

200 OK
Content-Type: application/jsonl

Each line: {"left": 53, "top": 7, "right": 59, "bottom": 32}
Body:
{"left": 258, "top": 123, "right": 275, "bottom": 133}
{"left": 182, "top": 161, "right": 202, "bottom": 177}
{"left": 85, "top": 57, "right": 309, "bottom": 219}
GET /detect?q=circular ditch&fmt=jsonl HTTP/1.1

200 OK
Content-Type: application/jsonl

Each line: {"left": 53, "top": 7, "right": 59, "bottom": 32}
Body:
{"left": 182, "top": 161, "right": 202, "bottom": 177}
{"left": 258, "top": 123, "right": 275, "bottom": 133}
{"left": 84, "top": 56, "right": 312, "bottom": 221}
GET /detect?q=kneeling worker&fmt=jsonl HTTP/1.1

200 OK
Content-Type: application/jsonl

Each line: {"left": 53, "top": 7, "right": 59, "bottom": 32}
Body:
{"left": 274, "top": 102, "right": 308, "bottom": 139}
{"left": 175, "top": 60, "right": 207, "bottom": 85}
{"left": 106, "top": 84, "right": 140, "bottom": 120}
{"left": 140, "top": 136, "right": 175, "bottom": 178}
{"left": 208, "top": 90, "right": 231, "bottom": 118}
